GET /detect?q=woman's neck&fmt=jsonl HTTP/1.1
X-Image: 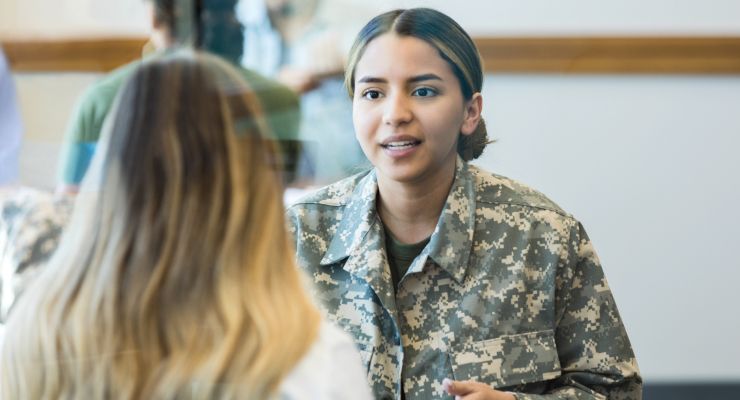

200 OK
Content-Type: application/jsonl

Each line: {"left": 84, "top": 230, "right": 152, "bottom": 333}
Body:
{"left": 376, "top": 163, "right": 456, "bottom": 245}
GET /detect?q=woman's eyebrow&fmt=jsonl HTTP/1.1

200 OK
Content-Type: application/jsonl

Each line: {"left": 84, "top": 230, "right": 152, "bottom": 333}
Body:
{"left": 356, "top": 73, "right": 443, "bottom": 84}
{"left": 357, "top": 76, "right": 386, "bottom": 84}
{"left": 407, "top": 73, "right": 442, "bottom": 83}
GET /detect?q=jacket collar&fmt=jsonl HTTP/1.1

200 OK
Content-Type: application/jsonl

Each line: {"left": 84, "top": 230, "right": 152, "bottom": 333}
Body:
{"left": 411, "top": 159, "right": 476, "bottom": 283}
{"left": 320, "top": 169, "right": 380, "bottom": 267}
{"left": 320, "top": 158, "right": 476, "bottom": 284}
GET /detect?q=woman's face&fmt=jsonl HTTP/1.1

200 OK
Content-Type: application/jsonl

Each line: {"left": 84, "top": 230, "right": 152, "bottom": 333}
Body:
{"left": 352, "top": 33, "right": 480, "bottom": 186}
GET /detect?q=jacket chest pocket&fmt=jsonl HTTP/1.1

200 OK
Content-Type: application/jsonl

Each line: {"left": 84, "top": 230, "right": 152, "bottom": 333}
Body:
{"left": 449, "top": 329, "right": 561, "bottom": 389}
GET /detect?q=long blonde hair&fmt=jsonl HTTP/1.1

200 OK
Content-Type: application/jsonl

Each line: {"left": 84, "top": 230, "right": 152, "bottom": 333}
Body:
{"left": 1, "top": 51, "right": 320, "bottom": 399}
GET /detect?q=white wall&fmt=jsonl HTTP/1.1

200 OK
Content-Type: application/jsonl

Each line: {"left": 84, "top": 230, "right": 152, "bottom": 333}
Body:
{"left": 13, "top": 72, "right": 101, "bottom": 189}
{"left": 3, "top": 0, "right": 740, "bottom": 382}
{"left": 1, "top": 0, "right": 148, "bottom": 188}
{"left": 0, "top": 0, "right": 148, "bottom": 37}
{"left": 369, "top": 0, "right": 740, "bottom": 35}
{"left": 472, "top": 74, "right": 740, "bottom": 381}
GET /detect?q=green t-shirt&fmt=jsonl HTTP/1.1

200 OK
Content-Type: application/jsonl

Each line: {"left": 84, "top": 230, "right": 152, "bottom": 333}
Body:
{"left": 384, "top": 229, "right": 430, "bottom": 291}
{"left": 59, "top": 55, "right": 301, "bottom": 185}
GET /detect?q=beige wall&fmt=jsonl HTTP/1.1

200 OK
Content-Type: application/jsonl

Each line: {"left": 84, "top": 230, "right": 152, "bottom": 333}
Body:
{"left": 0, "top": 0, "right": 148, "bottom": 38}
{"left": 2, "top": 0, "right": 148, "bottom": 188}
{"left": 13, "top": 72, "right": 101, "bottom": 189}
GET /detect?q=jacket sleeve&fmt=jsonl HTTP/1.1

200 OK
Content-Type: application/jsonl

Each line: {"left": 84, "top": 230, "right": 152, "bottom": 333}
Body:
{"left": 0, "top": 190, "right": 71, "bottom": 323}
{"left": 514, "top": 222, "right": 642, "bottom": 400}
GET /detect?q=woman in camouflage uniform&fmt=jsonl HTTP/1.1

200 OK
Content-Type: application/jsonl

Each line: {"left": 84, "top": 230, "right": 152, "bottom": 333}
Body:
{"left": 287, "top": 8, "right": 642, "bottom": 400}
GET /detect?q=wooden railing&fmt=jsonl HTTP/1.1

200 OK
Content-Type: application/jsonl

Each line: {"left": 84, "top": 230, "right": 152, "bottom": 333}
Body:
{"left": 3, "top": 36, "right": 740, "bottom": 74}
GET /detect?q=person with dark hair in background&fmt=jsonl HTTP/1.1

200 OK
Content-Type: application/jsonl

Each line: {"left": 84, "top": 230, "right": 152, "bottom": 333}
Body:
{"left": 287, "top": 8, "right": 642, "bottom": 400}
{"left": 58, "top": 0, "right": 300, "bottom": 193}
{"left": 0, "top": 47, "right": 22, "bottom": 186}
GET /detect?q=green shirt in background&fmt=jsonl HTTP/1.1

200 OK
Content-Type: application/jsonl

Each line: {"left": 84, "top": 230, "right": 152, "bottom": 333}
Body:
{"left": 59, "top": 54, "right": 301, "bottom": 185}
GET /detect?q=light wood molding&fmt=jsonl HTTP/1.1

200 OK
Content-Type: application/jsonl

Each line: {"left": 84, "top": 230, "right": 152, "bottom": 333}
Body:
{"left": 474, "top": 37, "right": 740, "bottom": 74}
{"left": 2, "top": 37, "right": 148, "bottom": 72}
{"left": 3, "top": 36, "right": 740, "bottom": 74}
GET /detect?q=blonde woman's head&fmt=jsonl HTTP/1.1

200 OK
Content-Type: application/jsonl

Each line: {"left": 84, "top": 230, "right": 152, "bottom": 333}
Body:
{"left": 1, "top": 50, "right": 320, "bottom": 399}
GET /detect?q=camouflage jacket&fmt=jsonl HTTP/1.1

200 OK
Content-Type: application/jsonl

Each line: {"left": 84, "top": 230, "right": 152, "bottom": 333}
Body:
{"left": 0, "top": 188, "right": 73, "bottom": 322}
{"left": 286, "top": 159, "right": 641, "bottom": 400}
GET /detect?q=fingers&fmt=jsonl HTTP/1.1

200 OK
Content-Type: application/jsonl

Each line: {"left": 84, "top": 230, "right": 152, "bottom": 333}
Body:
{"left": 443, "top": 379, "right": 515, "bottom": 400}
{"left": 276, "top": 68, "right": 318, "bottom": 94}
{"left": 442, "top": 378, "right": 458, "bottom": 395}
{"left": 443, "top": 378, "right": 484, "bottom": 396}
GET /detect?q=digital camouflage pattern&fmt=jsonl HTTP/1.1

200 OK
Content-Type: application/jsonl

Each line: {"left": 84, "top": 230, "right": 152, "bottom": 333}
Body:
{"left": 0, "top": 188, "right": 73, "bottom": 322}
{"left": 286, "top": 159, "right": 642, "bottom": 400}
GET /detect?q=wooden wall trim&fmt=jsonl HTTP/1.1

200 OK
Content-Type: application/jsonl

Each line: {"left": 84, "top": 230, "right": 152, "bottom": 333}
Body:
{"left": 2, "top": 37, "right": 148, "bottom": 73}
{"left": 474, "top": 37, "right": 740, "bottom": 74}
{"left": 3, "top": 36, "right": 740, "bottom": 74}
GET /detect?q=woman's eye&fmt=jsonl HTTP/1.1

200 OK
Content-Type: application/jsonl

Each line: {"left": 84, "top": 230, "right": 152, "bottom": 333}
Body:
{"left": 361, "top": 90, "right": 382, "bottom": 100}
{"left": 412, "top": 87, "right": 437, "bottom": 97}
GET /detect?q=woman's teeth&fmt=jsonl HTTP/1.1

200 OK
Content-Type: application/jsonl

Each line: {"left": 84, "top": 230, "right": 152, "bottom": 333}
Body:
{"left": 384, "top": 141, "right": 418, "bottom": 149}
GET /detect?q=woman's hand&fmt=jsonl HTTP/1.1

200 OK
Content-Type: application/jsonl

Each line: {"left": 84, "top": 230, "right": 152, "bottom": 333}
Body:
{"left": 443, "top": 378, "right": 516, "bottom": 400}
{"left": 277, "top": 67, "right": 319, "bottom": 94}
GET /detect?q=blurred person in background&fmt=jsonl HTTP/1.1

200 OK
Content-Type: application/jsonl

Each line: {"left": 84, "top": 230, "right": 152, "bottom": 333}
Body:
{"left": 0, "top": 47, "right": 22, "bottom": 187}
{"left": 1, "top": 50, "right": 371, "bottom": 400}
{"left": 239, "top": 0, "right": 369, "bottom": 186}
{"left": 58, "top": 0, "right": 301, "bottom": 194}
{"left": 1, "top": 0, "right": 299, "bottom": 334}
{"left": 0, "top": 49, "right": 58, "bottom": 340}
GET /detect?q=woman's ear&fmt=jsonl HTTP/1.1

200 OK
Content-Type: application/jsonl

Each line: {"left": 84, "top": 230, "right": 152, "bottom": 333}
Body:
{"left": 460, "top": 93, "right": 483, "bottom": 136}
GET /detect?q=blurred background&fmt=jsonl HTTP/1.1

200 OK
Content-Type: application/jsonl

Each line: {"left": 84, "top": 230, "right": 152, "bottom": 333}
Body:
{"left": 2, "top": 0, "right": 739, "bottom": 397}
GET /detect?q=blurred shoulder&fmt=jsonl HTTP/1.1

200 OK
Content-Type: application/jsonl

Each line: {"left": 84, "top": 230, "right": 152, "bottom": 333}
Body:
{"left": 0, "top": 187, "right": 72, "bottom": 228}
{"left": 279, "top": 319, "right": 372, "bottom": 400}
{"left": 81, "top": 60, "right": 140, "bottom": 104}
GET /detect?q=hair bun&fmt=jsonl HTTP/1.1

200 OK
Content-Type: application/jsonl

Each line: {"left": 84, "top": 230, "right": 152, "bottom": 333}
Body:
{"left": 457, "top": 118, "right": 491, "bottom": 161}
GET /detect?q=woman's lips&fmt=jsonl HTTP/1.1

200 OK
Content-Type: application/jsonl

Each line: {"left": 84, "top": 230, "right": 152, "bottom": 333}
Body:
{"left": 380, "top": 138, "right": 422, "bottom": 158}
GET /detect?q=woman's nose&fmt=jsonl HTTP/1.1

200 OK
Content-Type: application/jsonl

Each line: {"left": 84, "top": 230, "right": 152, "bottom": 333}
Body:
{"left": 382, "top": 93, "right": 412, "bottom": 127}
